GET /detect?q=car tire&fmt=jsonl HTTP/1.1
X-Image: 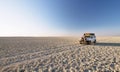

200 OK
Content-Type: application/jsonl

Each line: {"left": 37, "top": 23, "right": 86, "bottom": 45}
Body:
{"left": 94, "top": 40, "right": 96, "bottom": 43}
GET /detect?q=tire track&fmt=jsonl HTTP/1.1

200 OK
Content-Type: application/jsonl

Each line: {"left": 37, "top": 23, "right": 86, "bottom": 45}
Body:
{"left": 0, "top": 42, "right": 83, "bottom": 68}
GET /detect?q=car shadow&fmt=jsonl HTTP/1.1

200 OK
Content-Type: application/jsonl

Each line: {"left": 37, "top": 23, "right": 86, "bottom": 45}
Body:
{"left": 95, "top": 42, "right": 120, "bottom": 46}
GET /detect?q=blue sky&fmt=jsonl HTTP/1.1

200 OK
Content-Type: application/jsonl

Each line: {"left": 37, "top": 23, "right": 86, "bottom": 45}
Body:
{"left": 0, "top": 0, "right": 120, "bottom": 36}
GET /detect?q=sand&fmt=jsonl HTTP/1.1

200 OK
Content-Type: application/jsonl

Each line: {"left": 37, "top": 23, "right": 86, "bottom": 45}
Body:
{"left": 0, "top": 37, "right": 120, "bottom": 72}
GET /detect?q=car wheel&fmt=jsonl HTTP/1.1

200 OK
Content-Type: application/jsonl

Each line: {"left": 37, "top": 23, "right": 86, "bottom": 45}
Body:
{"left": 94, "top": 40, "right": 96, "bottom": 43}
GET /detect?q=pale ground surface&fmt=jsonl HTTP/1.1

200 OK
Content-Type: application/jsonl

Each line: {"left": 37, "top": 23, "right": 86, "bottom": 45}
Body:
{"left": 0, "top": 37, "right": 120, "bottom": 72}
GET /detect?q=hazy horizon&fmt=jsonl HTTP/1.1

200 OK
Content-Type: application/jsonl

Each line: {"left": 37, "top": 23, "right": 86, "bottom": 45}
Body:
{"left": 0, "top": 0, "right": 120, "bottom": 36}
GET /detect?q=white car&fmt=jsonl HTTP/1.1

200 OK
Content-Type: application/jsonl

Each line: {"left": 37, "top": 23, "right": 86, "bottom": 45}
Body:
{"left": 79, "top": 33, "right": 96, "bottom": 44}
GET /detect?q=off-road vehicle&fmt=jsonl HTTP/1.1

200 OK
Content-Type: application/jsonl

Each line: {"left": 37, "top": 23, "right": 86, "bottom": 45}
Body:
{"left": 79, "top": 33, "right": 96, "bottom": 44}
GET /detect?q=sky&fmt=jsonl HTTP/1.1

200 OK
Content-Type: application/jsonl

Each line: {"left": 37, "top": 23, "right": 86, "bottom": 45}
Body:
{"left": 0, "top": 0, "right": 120, "bottom": 36}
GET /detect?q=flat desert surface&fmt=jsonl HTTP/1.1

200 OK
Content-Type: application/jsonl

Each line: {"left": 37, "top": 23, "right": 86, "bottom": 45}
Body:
{"left": 0, "top": 37, "right": 120, "bottom": 72}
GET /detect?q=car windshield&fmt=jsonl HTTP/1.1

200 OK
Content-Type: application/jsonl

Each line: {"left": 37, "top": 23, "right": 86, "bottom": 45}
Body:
{"left": 85, "top": 36, "right": 90, "bottom": 38}
{"left": 90, "top": 33, "right": 95, "bottom": 35}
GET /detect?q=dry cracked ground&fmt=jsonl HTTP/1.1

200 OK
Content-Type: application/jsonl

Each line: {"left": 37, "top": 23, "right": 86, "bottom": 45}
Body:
{"left": 0, "top": 37, "right": 120, "bottom": 72}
